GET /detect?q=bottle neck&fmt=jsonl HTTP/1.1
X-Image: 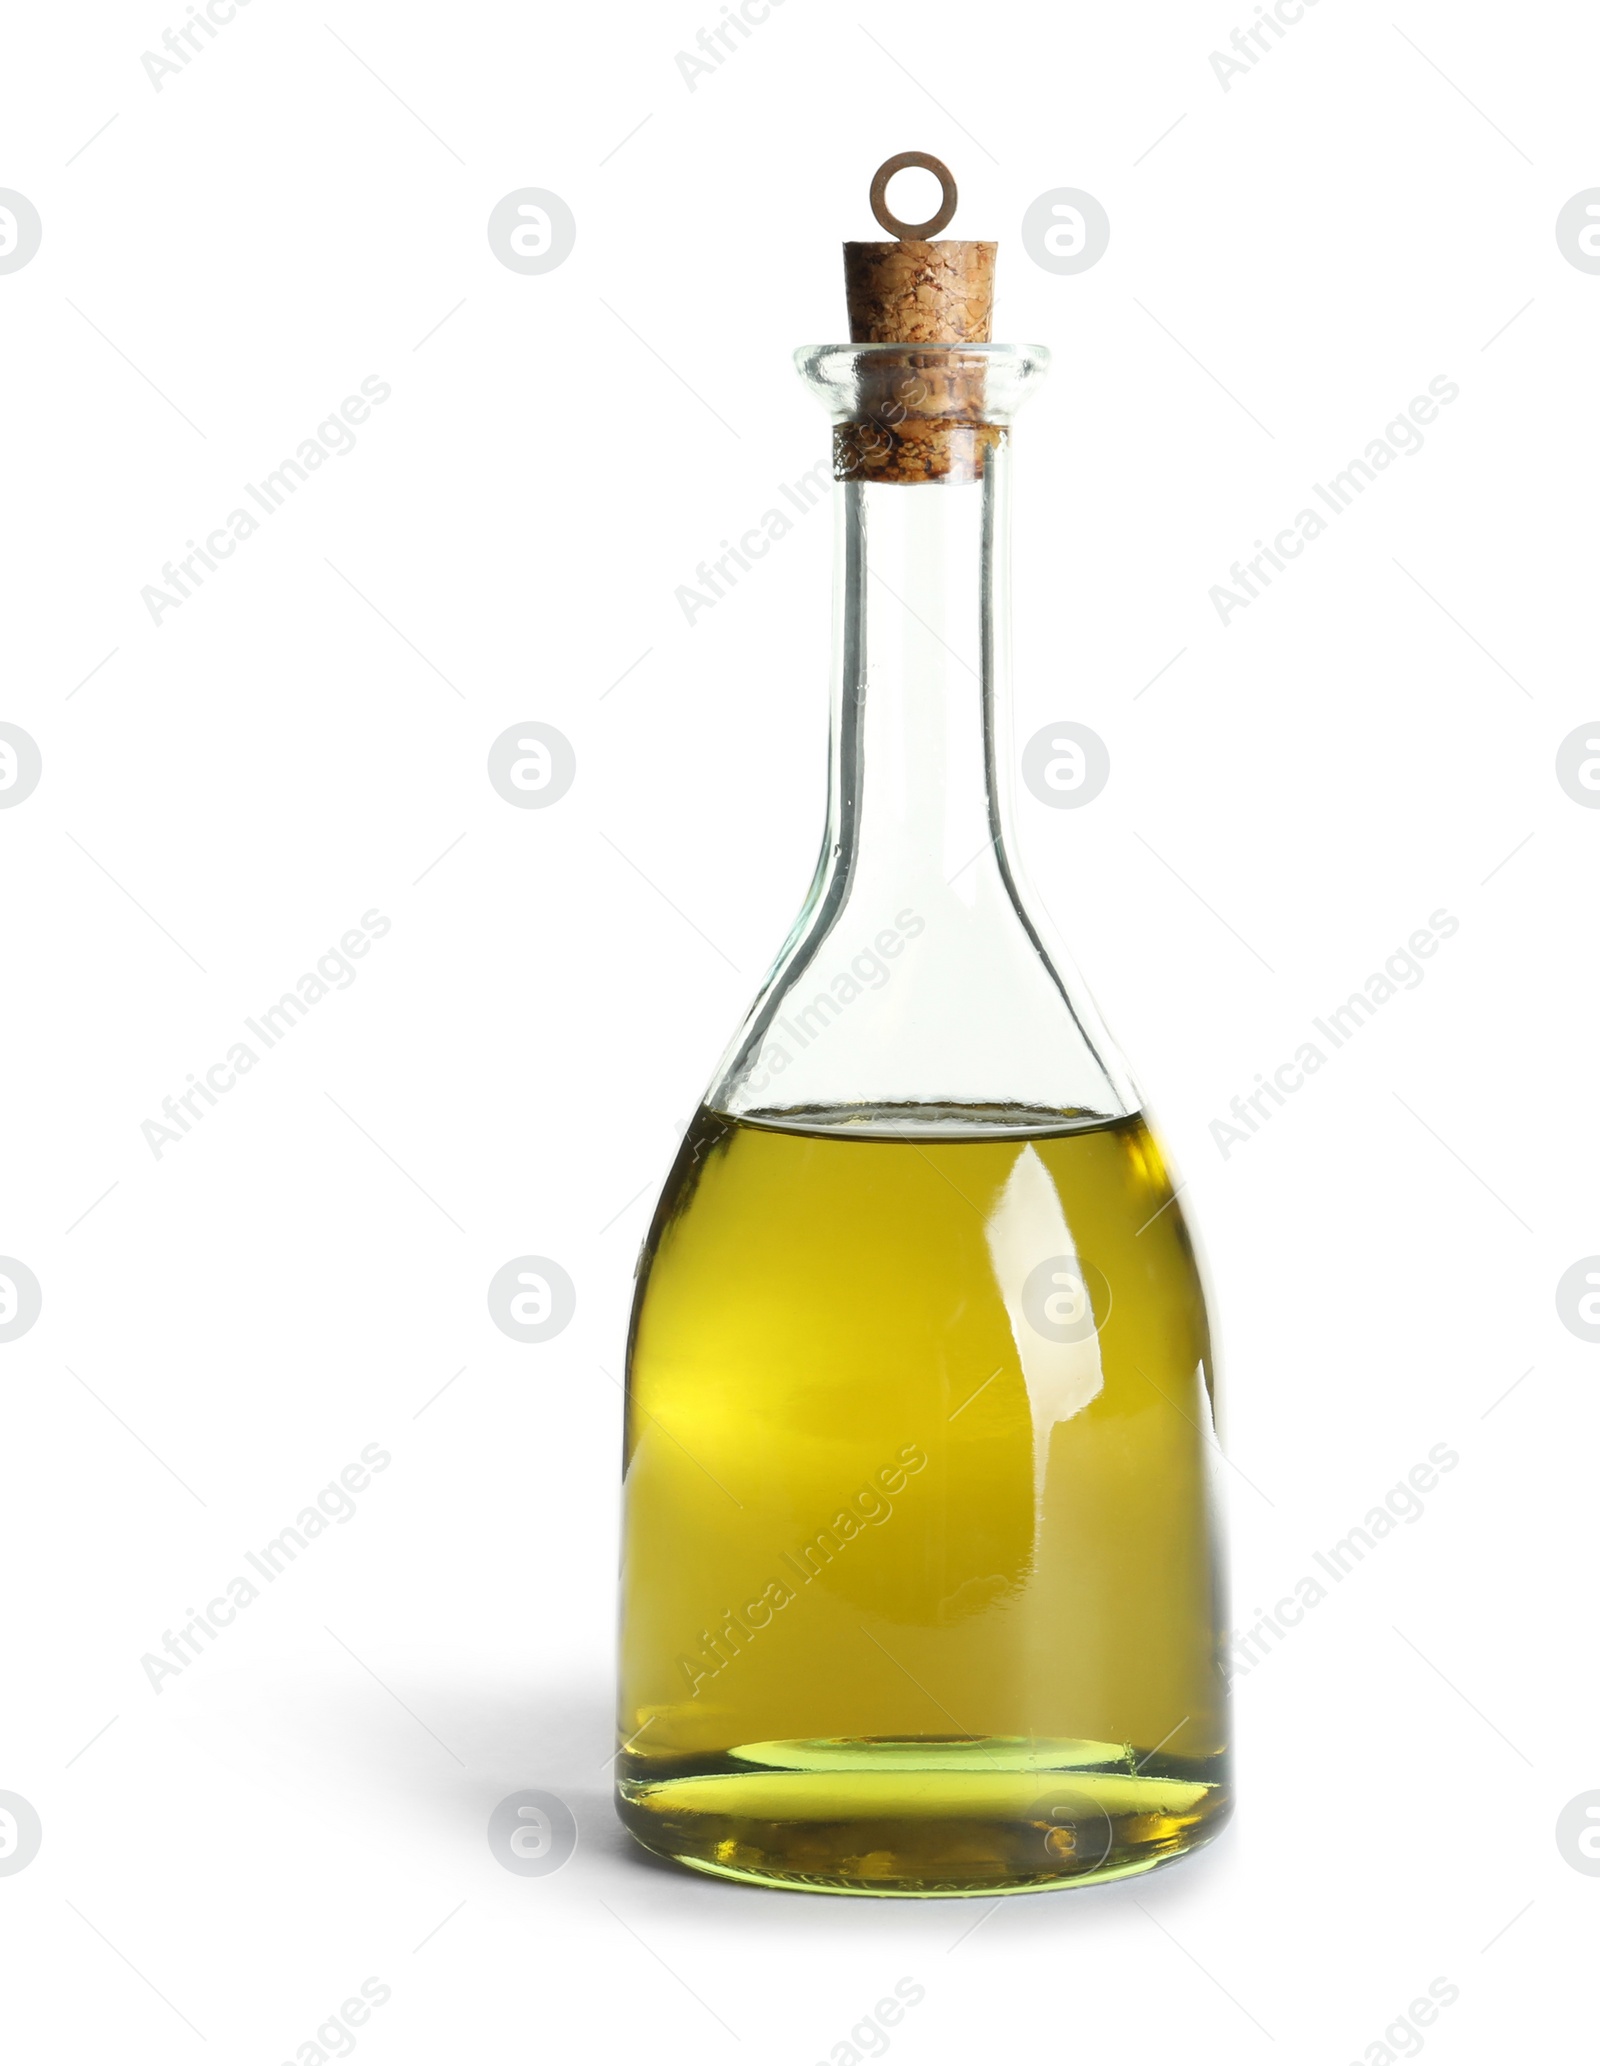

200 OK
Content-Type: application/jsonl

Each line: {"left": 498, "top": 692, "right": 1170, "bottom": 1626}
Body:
{"left": 827, "top": 460, "right": 1009, "bottom": 903}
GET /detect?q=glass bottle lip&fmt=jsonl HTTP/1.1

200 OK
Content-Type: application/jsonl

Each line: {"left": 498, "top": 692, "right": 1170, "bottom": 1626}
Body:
{"left": 795, "top": 342, "right": 1050, "bottom": 426}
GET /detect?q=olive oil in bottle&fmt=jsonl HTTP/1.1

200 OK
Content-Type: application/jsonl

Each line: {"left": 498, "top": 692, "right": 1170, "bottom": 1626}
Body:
{"left": 615, "top": 157, "right": 1231, "bottom": 1895}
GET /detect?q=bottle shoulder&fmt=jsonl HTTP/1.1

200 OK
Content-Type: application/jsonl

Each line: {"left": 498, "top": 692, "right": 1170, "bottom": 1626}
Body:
{"left": 704, "top": 858, "right": 1137, "bottom": 1125}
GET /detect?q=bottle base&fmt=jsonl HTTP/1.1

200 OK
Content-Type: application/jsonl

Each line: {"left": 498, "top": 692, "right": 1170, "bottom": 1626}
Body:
{"left": 615, "top": 1737, "right": 1231, "bottom": 1898}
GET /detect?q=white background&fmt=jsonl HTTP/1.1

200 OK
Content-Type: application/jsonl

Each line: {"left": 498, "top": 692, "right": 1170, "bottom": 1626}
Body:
{"left": 3, "top": 0, "right": 1596, "bottom": 2059}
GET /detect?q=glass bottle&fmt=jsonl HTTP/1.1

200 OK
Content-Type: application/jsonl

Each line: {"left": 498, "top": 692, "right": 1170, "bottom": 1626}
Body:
{"left": 615, "top": 187, "right": 1230, "bottom": 1897}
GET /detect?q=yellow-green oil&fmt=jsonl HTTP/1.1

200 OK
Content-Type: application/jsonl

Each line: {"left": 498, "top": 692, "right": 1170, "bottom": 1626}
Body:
{"left": 616, "top": 1104, "right": 1231, "bottom": 1895}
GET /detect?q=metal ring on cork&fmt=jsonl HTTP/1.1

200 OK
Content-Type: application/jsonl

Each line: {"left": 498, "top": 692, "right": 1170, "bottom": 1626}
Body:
{"left": 868, "top": 152, "right": 958, "bottom": 241}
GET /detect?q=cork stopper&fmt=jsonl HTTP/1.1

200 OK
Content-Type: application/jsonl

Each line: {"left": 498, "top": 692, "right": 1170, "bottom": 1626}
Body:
{"left": 844, "top": 154, "right": 995, "bottom": 345}
{"left": 836, "top": 154, "right": 999, "bottom": 485}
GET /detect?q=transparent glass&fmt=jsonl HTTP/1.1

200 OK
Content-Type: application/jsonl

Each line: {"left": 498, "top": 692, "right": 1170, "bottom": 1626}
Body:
{"left": 615, "top": 344, "right": 1232, "bottom": 1896}
{"left": 710, "top": 346, "right": 1131, "bottom": 1132}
